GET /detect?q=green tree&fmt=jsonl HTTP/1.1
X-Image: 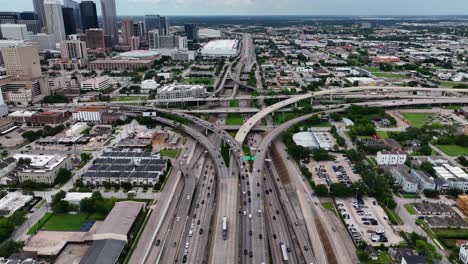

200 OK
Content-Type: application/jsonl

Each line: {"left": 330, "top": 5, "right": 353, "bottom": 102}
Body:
{"left": 313, "top": 184, "right": 329, "bottom": 197}
{"left": 54, "top": 168, "right": 72, "bottom": 185}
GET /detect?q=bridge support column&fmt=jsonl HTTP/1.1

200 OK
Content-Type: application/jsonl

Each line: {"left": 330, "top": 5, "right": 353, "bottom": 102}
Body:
{"left": 310, "top": 97, "right": 313, "bottom": 105}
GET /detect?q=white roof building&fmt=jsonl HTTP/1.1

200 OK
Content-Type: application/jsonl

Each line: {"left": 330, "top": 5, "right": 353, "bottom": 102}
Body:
{"left": 0, "top": 192, "right": 33, "bottom": 216}
{"left": 63, "top": 192, "right": 92, "bottom": 205}
{"left": 292, "top": 130, "right": 333, "bottom": 150}
{"left": 200, "top": 39, "right": 239, "bottom": 57}
{"left": 140, "top": 79, "right": 160, "bottom": 93}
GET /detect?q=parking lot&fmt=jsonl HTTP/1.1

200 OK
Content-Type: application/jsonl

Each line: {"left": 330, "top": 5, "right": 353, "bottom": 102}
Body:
{"left": 308, "top": 153, "right": 361, "bottom": 186}
{"left": 336, "top": 197, "right": 403, "bottom": 246}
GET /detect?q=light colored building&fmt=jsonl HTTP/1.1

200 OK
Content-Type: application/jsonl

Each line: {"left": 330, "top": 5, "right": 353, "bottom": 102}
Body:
{"left": 157, "top": 84, "right": 206, "bottom": 100}
{"left": 0, "top": 158, "right": 17, "bottom": 185}
{"left": 80, "top": 77, "right": 111, "bottom": 91}
{"left": 0, "top": 24, "right": 30, "bottom": 40}
{"left": 60, "top": 40, "right": 88, "bottom": 60}
{"left": 0, "top": 192, "right": 33, "bottom": 217}
{"left": 63, "top": 192, "right": 92, "bottom": 205}
{"left": 1, "top": 44, "right": 42, "bottom": 79}
{"left": 8, "top": 110, "right": 37, "bottom": 123}
{"left": 93, "top": 201, "right": 144, "bottom": 242}
{"left": 292, "top": 129, "right": 333, "bottom": 150}
{"left": 434, "top": 164, "right": 468, "bottom": 192}
{"left": 0, "top": 77, "right": 45, "bottom": 106}
{"left": 384, "top": 165, "right": 419, "bottom": 193}
{"left": 89, "top": 59, "right": 153, "bottom": 71}
{"left": 460, "top": 243, "right": 468, "bottom": 264}
{"left": 200, "top": 39, "right": 239, "bottom": 57}
{"left": 376, "top": 151, "right": 407, "bottom": 166}
{"left": 13, "top": 153, "right": 71, "bottom": 184}
{"left": 44, "top": 0, "right": 66, "bottom": 42}
{"left": 130, "top": 36, "right": 140, "bottom": 51}
{"left": 72, "top": 106, "right": 108, "bottom": 122}
{"left": 65, "top": 122, "right": 89, "bottom": 137}
{"left": 148, "top": 30, "right": 187, "bottom": 49}
{"left": 29, "top": 33, "right": 56, "bottom": 50}
{"left": 140, "top": 79, "right": 159, "bottom": 93}
{"left": 100, "top": 0, "right": 118, "bottom": 45}
{"left": 171, "top": 50, "right": 195, "bottom": 61}
{"left": 411, "top": 169, "right": 436, "bottom": 191}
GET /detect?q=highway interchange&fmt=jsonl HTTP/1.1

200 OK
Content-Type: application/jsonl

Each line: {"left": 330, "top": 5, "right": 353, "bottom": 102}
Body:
{"left": 37, "top": 33, "right": 468, "bottom": 264}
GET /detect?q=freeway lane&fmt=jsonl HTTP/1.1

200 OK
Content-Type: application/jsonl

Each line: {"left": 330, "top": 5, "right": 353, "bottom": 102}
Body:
{"left": 235, "top": 86, "right": 468, "bottom": 143}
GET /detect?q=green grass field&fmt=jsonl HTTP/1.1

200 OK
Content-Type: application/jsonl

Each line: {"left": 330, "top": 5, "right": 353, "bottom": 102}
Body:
{"left": 112, "top": 96, "right": 147, "bottom": 101}
{"left": 226, "top": 113, "right": 244, "bottom": 125}
{"left": 273, "top": 112, "right": 296, "bottom": 125}
{"left": 373, "top": 72, "right": 406, "bottom": 78}
{"left": 435, "top": 144, "right": 468, "bottom": 156}
{"left": 322, "top": 202, "right": 337, "bottom": 216}
{"left": 41, "top": 214, "right": 88, "bottom": 231}
{"left": 401, "top": 113, "right": 435, "bottom": 128}
{"left": 160, "top": 149, "right": 180, "bottom": 159}
{"left": 230, "top": 100, "right": 239, "bottom": 107}
{"left": 376, "top": 131, "right": 389, "bottom": 138}
{"left": 364, "top": 67, "right": 380, "bottom": 73}
{"left": 404, "top": 204, "right": 418, "bottom": 215}
{"left": 439, "top": 81, "right": 468, "bottom": 88}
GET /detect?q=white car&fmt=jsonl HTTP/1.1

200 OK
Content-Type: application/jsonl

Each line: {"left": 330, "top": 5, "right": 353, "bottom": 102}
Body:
{"left": 243, "top": 211, "right": 247, "bottom": 216}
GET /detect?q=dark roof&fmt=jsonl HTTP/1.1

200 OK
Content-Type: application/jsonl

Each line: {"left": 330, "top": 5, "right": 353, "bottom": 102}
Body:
{"left": 79, "top": 239, "right": 126, "bottom": 264}
{"left": 402, "top": 255, "right": 426, "bottom": 264}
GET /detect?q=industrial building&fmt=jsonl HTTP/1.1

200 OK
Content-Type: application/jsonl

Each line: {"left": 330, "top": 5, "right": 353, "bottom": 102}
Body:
{"left": 200, "top": 39, "right": 239, "bottom": 57}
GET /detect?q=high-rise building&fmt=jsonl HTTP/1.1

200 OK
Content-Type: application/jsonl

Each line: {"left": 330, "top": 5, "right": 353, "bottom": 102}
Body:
{"left": 62, "top": 7, "right": 77, "bottom": 35}
{"left": 100, "top": 0, "right": 118, "bottom": 45}
{"left": 44, "top": 0, "right": 66, "bottom": 42}
{"left": 1, "top": 44, "right": 42, "bottom": 79}
{"left": 144, "top": 15, "right": 159, "bottom": 32}
{"left": 32, "top": 0, "right": 46, "bottom": 30}
{"left": 148, "top": 30, "right": 187, "bottom": 50}
{"left": 159, "top": 16, "right": 169, "bottom": 36}
{"left": 63, "top": 0, "right": 81, "bottom": 31}
{"left": 18, "top": 12, "right": 41, "bottom": 34}
{"left": 0, "top": 12, "right": 19, "bottom": 39}
{"left": 29, "top": 33, "right": 56, "bottom": 50}
{"left": 130, "top": 36, "right": 140, "bottom": 51}
{"left": 121, "top": 18, "right": 133, "bottom": 46}
{"left": 133, "top": 21, "right": 145, "bottom": 39}
{"left": 60, "top": 40, "right": 88, "bottom": 60}
{"left": 85, "top": 28, "right": 107, "bottom": 50}
{"left": 79, "top": 1, "right": 98, "bottom": 31}
{"left": 0, "top": 24, "right": 30, "bottom": 40}
{"left": 184, "top": 23, "right": 199, "bottom": 42}
{"left": 144, "top": 15, "right": 168, "bottom": 36}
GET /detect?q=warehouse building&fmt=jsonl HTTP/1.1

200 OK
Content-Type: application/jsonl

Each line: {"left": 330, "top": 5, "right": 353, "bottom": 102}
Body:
{"left": 200, "top": 39, "right": 239, "bottom": 57}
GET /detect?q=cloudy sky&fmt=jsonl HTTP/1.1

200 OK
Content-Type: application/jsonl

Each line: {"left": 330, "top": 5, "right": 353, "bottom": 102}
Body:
{"left": 4, "top": 0, "right": 468, "bottom": 16}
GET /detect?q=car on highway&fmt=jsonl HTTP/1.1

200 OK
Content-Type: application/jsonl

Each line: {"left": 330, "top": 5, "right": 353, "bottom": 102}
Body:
{"left": 244, "top": 249, "right": 248, "bottom": 255}
{"left": 243, "top": 211, "right": 247, "bottom": 216}
{"left": 249, "top": 252, "right": 253, "bottom": 258}
{"left": 199, "top": 228, "right": 203, "bottom": 235}
{"left": 155, "top": 239, "right": 160, "bottom": 246}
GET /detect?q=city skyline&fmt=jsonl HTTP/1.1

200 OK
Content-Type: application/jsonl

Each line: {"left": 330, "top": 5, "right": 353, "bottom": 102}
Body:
{"left": 2, "top": 0, "right": 468, "bottom": 16}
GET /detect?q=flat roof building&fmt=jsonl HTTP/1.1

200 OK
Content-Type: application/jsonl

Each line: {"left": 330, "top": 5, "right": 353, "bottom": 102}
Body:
{"left": 13, "top": 153, "right": 71, "bottom": 184}
{"left": 200, "top": 39, "right": 239, "bottom": 57}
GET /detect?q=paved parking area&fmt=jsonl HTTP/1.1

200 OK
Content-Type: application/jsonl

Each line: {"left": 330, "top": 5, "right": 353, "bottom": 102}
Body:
{"left": 308, "top": 153, "right": 361, "bottom": 186}
{"left": 412, "top": 202, "right": 456, "bottom": 215}
{"left": 336, "top": 197, "right": 403, "bottom": 246}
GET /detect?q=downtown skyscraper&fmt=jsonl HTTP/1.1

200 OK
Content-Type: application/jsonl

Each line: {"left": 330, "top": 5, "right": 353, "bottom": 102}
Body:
{"left": 145, "top": 15, "right": 169, "bottom": 36}
{"left": 44, "top": 0, "right": 66, "bottom": 42}
{"left": 80, "top": 1, "right": 98, "bottom": 30}
{"left": 32, "top": 0, "right": 46, "bottom": 30}
{"left": 100, "top": 0, "right": 118, "bottom": 45}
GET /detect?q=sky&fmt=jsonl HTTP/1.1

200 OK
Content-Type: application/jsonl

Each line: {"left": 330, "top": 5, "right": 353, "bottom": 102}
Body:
{"left": 2, "top": 0, "right": 468, "bottom": 16}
